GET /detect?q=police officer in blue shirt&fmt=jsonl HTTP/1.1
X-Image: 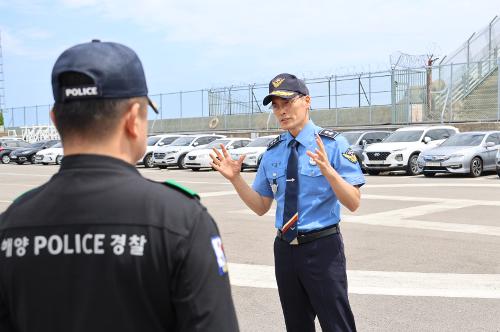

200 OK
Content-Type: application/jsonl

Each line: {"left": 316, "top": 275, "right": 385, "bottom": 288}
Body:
{"left": 211, "top": 73, "right": 364, "bottom": 332}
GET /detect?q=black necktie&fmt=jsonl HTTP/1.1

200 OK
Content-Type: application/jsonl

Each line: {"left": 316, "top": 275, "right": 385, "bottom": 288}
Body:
{"left": 282, "top": 139, "right": 299, "bottom": 242}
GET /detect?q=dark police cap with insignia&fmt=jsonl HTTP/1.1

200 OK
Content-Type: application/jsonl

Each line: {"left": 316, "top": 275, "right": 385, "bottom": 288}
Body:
{"left": 52, "top": 39, "right": 158, "bottom": 113}
{"left": 263, "top": 73, "right": 310, "bottom": 106}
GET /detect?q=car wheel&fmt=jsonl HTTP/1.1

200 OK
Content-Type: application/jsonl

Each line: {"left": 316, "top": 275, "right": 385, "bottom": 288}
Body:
{"left": 177, "top": 154, "right": 187, "bottom": 169}
{"left": 56, "top": 156, "right": 63, "bottom": 165}
{"left": 423, "top": 172, "right": 436, "bottom": 177}
{"left": 497, "top": 168, "right": 500, "bottom": 178}
{"left": 367, "top": 170, "right": 380, "bottom": 176}
{"left": 143, "top": 154, "right": 154, "bottom": 168}
{"left": 406, "top": 154, "right": 420, "bottom": 176}
{"left": 469, "top": 157, "right": 483, "bottom": 177}
{"left": 30, "top": 154, "right": 37, "bottom": 164}
{"left": 1, "top": 154, "right": 10, "bottom": 164}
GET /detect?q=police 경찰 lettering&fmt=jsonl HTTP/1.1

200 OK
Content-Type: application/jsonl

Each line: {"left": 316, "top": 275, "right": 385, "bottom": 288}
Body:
{"left": 0, "top": 233, "right": 148, "bottom": 257}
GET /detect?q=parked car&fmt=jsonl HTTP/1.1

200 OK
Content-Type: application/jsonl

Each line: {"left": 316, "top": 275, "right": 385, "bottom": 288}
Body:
{"left": 418, "top": 131, "right": 500, "bottom": 177}
{"left": 0, "top": 139, "right": 32, "bottom": 164}
{"left": 341, "top": 130, "right": 392, "bottom": 168}
{"left": 496, "top": 148, "right": 500, "bottom": 178}
{"left": 35, "top": 142, "right": 64, "bottom": 165}
{"left": 363, "top": 125, "right": 459, "bottom": 175}
{"left": 185, "top": 137, "right": 252, "bottom": 171}
{"left": 138, "top": 134, "right": 185, "bottom": 168}
{"left": 153, "top": 134, "right": 225, "bottom": 169}
{"left": 230, "top": 135, "right": 278, "bottom": 170}
{"left": 9, "top": 139, "right": 60, "bottom": 164}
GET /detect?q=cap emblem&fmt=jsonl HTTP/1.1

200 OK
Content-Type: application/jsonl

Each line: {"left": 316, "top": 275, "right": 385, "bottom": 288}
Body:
{"left": 272, "top": 77, "right": 285, "bottom": 88}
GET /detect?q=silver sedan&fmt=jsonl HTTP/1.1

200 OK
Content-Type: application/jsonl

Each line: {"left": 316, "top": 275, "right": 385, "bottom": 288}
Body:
{"left": 418, "top": 131, "right": 500, "bottom": 177}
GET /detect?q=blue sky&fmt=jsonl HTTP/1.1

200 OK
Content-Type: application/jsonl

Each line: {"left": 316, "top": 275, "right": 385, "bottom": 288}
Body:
{"left": 0, "top": 0, "right": 498, "bottom": 120}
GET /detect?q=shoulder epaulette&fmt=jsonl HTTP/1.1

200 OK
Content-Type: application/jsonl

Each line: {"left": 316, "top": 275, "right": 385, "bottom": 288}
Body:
{"left": 162, "top": 179, "right": 200, "bottom": 200}
{"left": 267, "top": 135, "right": 283, "bottom": 150}
{"left": 318, "top": 129, "right": 340, "bottom": 140}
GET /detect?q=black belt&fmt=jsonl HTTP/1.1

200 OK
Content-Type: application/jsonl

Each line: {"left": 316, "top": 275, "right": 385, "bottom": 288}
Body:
{"left": 277, "top": 224, "right": 340, "bottom": 245}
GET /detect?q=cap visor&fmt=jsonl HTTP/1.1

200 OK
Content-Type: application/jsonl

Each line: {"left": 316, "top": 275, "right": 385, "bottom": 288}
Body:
{"left": 263, "top": 91, "right": 298, "bottom": 106}
{"left": 148, "top": 97, "right": 159, "bottom": 114}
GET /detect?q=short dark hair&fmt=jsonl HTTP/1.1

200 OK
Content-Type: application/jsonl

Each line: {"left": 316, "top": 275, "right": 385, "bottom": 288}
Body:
{"left": 53, "top": 72, "right": 146, "bottom": 141}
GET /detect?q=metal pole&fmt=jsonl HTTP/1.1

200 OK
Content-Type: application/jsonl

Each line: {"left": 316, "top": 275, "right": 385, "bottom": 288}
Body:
{"left": 328, "top": 77, "right": 331, "bottom": 109}
{"left": 180, "top": 91, "right": 183, "bottom": 131}
{"left": 160, "top": 94, "right": 163, "bottom": 120}
{"left": 334, "top": 76, "right": 338, "bottom": 126}
{"left": 358, "top": 77, "right": 361, "bottom": 107}
{"left": 35, "top": 105, "right": 39, "bottom": 126}
{"left": 23, "top": 107, "right": 26, "bottom": 127}
{"left": 497, "top": 57, "right": 500, "bottom": 121}
{"left": 449, "top": 64, "right": 454, "bottom": 122}
{"left": 201, "top": 90, "right": 204, "bottom": 117}
{"left": 368, "top": 72, "right": 372, "bottom": 124}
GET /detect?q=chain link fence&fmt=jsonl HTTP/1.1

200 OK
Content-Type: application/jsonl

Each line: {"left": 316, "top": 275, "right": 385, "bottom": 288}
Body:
{"left": 2, "top": 60, "right": 499, "bottom": 132}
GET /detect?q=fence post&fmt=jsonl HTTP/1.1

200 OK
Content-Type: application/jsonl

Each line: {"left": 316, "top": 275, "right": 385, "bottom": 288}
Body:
{"left": 35, "top": 105, "right": 39, "bottom": 126}
{"left": 327, "top": 76, "right": 331, "bottom": 109}
{"left": 201, "top": 90, "right": 204, "bottom": 117}
{"left": 179, "top": 91, "right": 183, "bottom": 131}
{"left": 497, "top": 57, "right": 500, "bottom": 121}
{"left": 334, "top": 75, "right": 338, "bottom": 126}
{"left": 23, "top": 107, "right": 26, "bottom": 127}
{"left": 369, "top": 72, "right": 372, "bottom": 124}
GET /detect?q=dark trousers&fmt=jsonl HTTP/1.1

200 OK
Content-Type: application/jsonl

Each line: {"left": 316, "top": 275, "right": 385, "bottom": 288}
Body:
{"left": 274, "top": 232, "right": 356, "bottom": 332}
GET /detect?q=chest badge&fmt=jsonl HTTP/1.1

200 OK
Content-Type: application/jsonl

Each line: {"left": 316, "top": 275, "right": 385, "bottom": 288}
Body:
{"left": 309, "top": 158, "right": 317, "bottom": 166}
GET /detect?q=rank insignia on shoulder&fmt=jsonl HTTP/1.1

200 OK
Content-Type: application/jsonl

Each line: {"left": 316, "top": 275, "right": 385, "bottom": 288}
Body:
{"left": 162, "top": 179, "right": 200, "bottom": 199}
{"left": 267, "top": 136, "right": 283, "bottom": 150}
{"left": 318, "top": 129, "right": 339, "bottom": 139}
{"left": 342, "top": 148, "right": 358, "bottom": 164}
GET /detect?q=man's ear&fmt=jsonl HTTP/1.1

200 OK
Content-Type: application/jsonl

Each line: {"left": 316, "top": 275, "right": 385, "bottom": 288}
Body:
{"left": 124, "top": 102, "right": 142, "bottom": 139}
{"left": 50, "top": 108, "right": 57, "bottom": 127}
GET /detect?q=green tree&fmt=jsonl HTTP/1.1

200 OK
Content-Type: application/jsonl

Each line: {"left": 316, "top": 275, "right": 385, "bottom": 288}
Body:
{"left": 0, "top": 111, "right": 4, "bottom": 127}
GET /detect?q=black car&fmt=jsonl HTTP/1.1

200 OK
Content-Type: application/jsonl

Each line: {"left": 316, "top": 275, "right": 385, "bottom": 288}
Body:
{"left": 9, "top": 140, "right": 60, "bottom": 164}
{"left": 0, "top": 139, "right": 32, "bottom": 164}
{"left": 340, "top": 131, "right": 392, "bottom": 170}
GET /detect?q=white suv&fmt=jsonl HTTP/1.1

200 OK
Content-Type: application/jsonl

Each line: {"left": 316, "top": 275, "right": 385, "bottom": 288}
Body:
{"left": 138, "top": 134, "right": 185, "bottom": 168}
{"left": 363, "top": 125, "right": 459, "bottom": 175}
{"left": 153, "top": 134, "right": 225, "bottom": 169}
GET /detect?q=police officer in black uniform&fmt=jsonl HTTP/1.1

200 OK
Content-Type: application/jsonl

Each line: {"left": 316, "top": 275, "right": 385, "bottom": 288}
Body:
{"left": 0, "top": 40, "right": 239, "bottom": 332}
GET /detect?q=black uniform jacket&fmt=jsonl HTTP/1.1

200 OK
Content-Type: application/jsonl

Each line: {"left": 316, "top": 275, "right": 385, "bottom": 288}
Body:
{"left": 0, "top": 155, "right": 239, "bottom": 332}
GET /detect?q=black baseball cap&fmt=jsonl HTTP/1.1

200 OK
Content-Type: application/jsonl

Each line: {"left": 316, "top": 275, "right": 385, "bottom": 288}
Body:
{"left": 263, "top": 73, "right": 309, "bottom": 106}
{"left": 51, "top": 39, "right": 158, "bottom": 113}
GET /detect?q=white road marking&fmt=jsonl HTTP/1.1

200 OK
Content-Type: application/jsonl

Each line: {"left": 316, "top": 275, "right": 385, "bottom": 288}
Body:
{"left": 230, "top": 193, "right": 500, "bottom": 236}
{"left": 0, "top": 172, "right": 53, "bottom": 177}
{"left": 200, "top": 190, "right": 237, "bottom": 197}
{"left": 228, "top": 263, "right": 500, "bottom": 299}
{"left": 0, "top": 183, "right": 40, "bottom": 187}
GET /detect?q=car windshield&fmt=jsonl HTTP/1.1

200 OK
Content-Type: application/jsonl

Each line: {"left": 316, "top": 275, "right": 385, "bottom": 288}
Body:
{"left": 341, "top": 132, "right": 363, "bottom": 145}
{"left": 147, "top": 136, "right": 162, "bottom": 146}
{"left": 160, "top": 136, "right": 180, "bottom": 145}
{"left": 206, "top": 139, "right": 231, "bottom": 149}
{"left": 246, "top": 137, "right": 275, "bottom": 147}
{"left": 170, "top": 137, "right": 195, "bottom": 146}
{"left": 440, "top": 133, "right": 485, "bottom": 147}
{"left": 384, "top": 130, "right": 424, "bottom": 143}
{"left": 31, "top": 141, "right": 47, "bottom": 148}
{"left": 17, "top": 141, "right": 31, "bottom": 147}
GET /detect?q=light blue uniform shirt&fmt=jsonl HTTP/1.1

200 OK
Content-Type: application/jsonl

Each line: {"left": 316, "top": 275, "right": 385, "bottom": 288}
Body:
{"left": 252, "top": 121, "right": 365, "bottom": 232}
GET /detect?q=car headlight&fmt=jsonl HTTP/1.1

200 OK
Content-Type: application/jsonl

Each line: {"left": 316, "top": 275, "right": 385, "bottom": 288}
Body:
{"left": 392, "top": 148, "right": 406, "bottom": 152}
{"left": 167, "top": 150, "right": 179, "bottom": 154}
{"left": 448, "top": 154, "right": 464, "bottom": 159}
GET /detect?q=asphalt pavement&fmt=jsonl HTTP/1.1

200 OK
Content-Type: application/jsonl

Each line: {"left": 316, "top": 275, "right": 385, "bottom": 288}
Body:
{"left": 1, "top": 163, "right": 499, "bottom": 331}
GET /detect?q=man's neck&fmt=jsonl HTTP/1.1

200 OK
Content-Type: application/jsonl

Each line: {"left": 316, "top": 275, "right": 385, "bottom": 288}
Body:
{"left": 62, "top": 140, "right": 136, "bottom": 165}
{"left": 288, "top": 119, "right": 309, "bottom": 138}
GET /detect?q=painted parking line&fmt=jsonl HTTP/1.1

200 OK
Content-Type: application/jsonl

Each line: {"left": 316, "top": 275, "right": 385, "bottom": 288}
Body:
{"left": 228, "top": 263, "right": 500, "bottom": 299}
{"left": 230, "top": 193, "right": 500, "bottom": 236}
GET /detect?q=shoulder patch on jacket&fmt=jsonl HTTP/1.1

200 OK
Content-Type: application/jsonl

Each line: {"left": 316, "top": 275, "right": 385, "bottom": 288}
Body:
{"left": 162, "top": 179, "right": 200, "bottom": 200}
{"left": 318, "top": 129, "right": 340, "bottom": 140}
{"left": 267, "top": 136, "right": 283, "bottom": 150}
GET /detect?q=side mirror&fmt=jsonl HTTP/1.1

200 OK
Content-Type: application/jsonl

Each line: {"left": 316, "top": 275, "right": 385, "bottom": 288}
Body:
{"left": 361, "top": 140, "right": 367, "bottom": 147}
{"left": 227, "top": 145, "right": 234, "bottom": 150}
{"left": 423, "top": 137, "right": 431, "bottom": 144}
{"left": 158, "top": 142, "right": 164, "bottom": 146}
{"left": 193, "top": 142, "right": 199, "bottom": 146}
{"left": 486, "top": 142, "right": 495, "bottom": 148}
